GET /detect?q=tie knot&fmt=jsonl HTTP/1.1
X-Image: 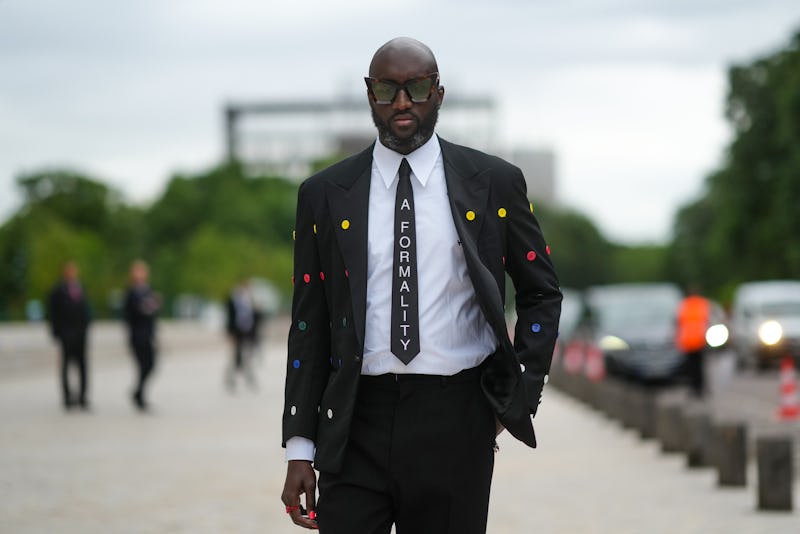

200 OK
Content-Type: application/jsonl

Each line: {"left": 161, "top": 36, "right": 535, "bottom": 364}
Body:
{"left": 399, "top": 158, "right": 411, "bottom": 181}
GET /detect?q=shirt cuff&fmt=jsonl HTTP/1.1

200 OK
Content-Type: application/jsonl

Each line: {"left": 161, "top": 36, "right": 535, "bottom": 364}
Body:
{"left": 285, "top": 436, "right": 315, "bottom": 462}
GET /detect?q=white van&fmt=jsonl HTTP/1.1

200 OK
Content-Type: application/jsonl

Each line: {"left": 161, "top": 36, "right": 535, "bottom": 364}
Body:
{"left": 731, "top": 280, "right": 800, "bottom": 369}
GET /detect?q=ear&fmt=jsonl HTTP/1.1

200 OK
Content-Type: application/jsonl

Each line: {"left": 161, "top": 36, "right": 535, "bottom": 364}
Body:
{"left": 437, "top": 85, "right": 445, "bottom": 107}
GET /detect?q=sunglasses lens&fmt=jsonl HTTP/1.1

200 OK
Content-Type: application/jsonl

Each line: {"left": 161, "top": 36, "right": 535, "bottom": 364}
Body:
{"left": 407, "top": 78, "right": 434, "bottom": 102}
{"left": 371, "top": 81, "right": 397, "bottom": 104}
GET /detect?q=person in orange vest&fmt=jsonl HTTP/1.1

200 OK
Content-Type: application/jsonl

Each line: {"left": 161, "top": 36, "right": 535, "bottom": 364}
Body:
{"left": 675, "top": 288, "right": 712, "bottom": 398}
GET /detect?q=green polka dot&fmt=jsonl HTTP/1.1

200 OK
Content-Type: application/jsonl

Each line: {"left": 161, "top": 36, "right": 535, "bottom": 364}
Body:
{"left": 298, "top": 321, "right": 307, "bottom": 331}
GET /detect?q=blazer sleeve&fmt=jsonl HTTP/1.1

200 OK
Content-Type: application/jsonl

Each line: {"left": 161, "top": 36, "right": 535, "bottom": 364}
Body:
{"left": 503, "top": 167, "right": 562, "bottom": 416}
{"left": 282, "top": 181, "right": 332, "bottom": 447}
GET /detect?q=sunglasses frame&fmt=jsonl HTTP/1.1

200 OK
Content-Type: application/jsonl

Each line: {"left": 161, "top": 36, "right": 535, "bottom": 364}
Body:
{"left": 364, "top": 72, "right": 440, "bottom": 105}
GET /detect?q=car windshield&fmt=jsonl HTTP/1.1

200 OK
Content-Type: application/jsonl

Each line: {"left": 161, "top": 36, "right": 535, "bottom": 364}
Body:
{"left": 590, "top": 291, "right": 680, "bottom": 333}
{"left": 760, "top": 301, "right": 800, "bottom": 317}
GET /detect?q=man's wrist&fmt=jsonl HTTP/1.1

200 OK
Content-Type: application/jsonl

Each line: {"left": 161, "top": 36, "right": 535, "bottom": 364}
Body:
{"left": 285, "top": 436, "right": 316, "bottom": 462}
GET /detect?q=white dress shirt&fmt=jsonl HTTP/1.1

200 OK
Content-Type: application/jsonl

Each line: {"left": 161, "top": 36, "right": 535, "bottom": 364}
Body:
{"left": 286, "top": 135, "right": 497, "bottom": 461}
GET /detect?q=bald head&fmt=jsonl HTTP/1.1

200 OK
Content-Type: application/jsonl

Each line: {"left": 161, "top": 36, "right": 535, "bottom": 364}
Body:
{"left": 369, "top": 37, "right": 438, "bottom": 78}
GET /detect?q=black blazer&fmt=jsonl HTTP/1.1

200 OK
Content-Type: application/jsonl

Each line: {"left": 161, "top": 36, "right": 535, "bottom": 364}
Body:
{"left": 283, "top": 138, "right": 562, "bottom": 473}
{"left": 47, "top": 282, "right": 90, "bottom": 341}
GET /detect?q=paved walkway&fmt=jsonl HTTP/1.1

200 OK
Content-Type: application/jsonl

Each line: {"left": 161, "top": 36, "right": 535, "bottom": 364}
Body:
{"left": 0, "top": 321, "right": 797, "bottom": 533}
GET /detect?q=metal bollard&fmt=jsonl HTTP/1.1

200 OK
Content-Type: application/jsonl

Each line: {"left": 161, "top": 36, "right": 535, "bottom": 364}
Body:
{"left": 756, "top": 436, "right": 794, "bottom": 511}
{"left": 685, "top": 413, "right": 712, "bottom": 468}
{"left": 657, "top": 403, "right": 686, "bottom": 453}
{"left": 639, "top": 392, "right": 656, "bottom": 440}
{"left": 715, "top": 422, "right": 747, "bottom": 487}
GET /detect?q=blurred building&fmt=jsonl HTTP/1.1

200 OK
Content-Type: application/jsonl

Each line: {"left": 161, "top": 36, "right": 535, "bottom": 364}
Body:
{"left": 223, "top": 96, "right": 556, "bottom": 204}
{"left": 505, "top": 148, "right": 556, "bottom": 204}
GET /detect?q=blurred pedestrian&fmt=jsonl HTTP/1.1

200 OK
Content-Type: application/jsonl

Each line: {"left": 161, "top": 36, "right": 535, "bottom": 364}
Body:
{"left": 225, "top": 279, "right": 259, "bottom": 391}
{"left": 280, "top": 37, "right": 561, "bottom": 533}
{"left": 676, "top": 288, "right": 711, "bottom": 398}
{"left": 47, "top": 260, "right": 91, "bottom": 411}
{"left": 123, "top": 260, "right": 161, "bottom": 411}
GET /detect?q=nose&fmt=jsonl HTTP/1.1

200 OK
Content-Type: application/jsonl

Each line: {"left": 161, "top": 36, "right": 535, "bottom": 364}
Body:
{"left": 393, "top": 87, "right": 413, "bottom": 110}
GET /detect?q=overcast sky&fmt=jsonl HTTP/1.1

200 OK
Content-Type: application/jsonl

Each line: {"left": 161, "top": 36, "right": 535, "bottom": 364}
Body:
{"left": 2, "top": 0, "right": 799, "bottom": 243}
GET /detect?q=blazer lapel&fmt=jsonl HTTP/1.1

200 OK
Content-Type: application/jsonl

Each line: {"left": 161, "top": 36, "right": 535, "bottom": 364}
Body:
{"left": 441, "top": 140, "right": 509, "bottom": 343}
{"left": 325, "top": 146, "right": 373, "bottom": 348}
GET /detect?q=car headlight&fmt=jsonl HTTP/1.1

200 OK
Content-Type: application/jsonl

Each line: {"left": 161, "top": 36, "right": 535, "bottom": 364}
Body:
{"left": 705, "top": 324, "right": 729, "bottom": 348}
{"left": 758, "top": 320, "right": 783, "bottom": 346}
{"left": 599, "top": 335, "right": 630, "bottom": 351}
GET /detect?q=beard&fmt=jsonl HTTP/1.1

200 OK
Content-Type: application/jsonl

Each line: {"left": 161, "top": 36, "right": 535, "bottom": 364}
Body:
{"left": 371, "top": 105, "right": 439, "bottom": 154}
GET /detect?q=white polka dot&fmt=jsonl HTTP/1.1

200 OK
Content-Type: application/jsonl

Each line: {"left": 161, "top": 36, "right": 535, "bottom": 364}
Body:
{"left": 520, "top": 363, "right": 526, "bottom": 373}
{"left": 327, "top": 409, "right": 334, "bottom": 419}
{"left": 544, "top": 374, "right": 549, "bottom": 384}
{"left": 290, "top": 406, "right": 297, "bottom": 415}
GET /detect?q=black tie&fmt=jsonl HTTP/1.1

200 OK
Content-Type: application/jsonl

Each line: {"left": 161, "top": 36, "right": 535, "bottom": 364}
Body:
{"left": 391, "top": 158, "right": 420, "bottom": 363}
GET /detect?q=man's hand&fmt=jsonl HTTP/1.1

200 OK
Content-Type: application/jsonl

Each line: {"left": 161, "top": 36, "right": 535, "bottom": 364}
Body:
{"left": 281, "top": 460, "right": 318, "bottom": 529}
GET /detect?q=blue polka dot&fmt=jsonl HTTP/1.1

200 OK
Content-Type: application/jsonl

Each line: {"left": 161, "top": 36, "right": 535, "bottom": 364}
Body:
{"left": 298, "top": 321, "right": 307, "bottom": 331}
{"left": 531, "top": 323, "right": 541, "bottom": 333}
{"left": 293, "top": 359, "right": 301, "bottom": 369}
{"left": 338, "top": 358, "right": 343, "bottom": 368}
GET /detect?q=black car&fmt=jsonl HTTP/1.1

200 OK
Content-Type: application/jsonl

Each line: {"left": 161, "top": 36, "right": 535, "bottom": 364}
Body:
{"left": 584, "top": 283, "right": 685, "bottom": 383}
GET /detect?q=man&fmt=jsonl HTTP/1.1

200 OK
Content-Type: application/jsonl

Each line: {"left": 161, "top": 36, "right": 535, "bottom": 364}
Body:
{"left": 47, "top": 260, "right": 91, "bottom": 411}
{"left": 225, "top": 280, "right": 259, "bottom": 391}
{"left": 281, "top": 37, "right": 561, "bottom": 533}
{"left": 123, "top": 260, "right": 161, "bottom": 411}
{"left": 675, "top": 288, "right": 711, "bottom": 398}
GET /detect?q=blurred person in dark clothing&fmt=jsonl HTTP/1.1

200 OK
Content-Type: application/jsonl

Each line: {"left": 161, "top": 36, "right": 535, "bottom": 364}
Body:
{"left": 47, "top": 260, "right": 91, "bottom": 411}
{"left": 124, "top": 260, "right": 161, "bottom": 411}
{"left": 225, "top": 279, "right": 261, "bottom": 391}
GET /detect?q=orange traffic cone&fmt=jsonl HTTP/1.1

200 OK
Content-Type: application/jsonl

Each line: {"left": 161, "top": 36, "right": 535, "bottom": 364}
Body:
{"left": 584, "top": 344, "right": 606, "bottom": 382}
{"left": 776, "top": 356, "right": 800, "bottom": 421}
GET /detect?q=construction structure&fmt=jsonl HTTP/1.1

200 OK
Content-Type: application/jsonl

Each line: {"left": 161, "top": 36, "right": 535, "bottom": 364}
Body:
{"left": 223, "top": 96, "right": 556, "bottom": 203}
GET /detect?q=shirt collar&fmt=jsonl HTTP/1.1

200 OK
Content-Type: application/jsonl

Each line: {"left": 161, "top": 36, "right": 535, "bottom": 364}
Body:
{"left": 372, "top": 134, "right": 441, "bottom": 189}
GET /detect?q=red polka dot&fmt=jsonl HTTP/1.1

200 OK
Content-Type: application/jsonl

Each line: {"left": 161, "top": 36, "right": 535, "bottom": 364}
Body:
{"left": 527, "top": 251, "right": 537, "bottom": 261}
{"left": 303, "top": 273, "right": 311, "bottom": 283}
{"left": 319, "top": 272, "right": 325, "bottom": 281}
{"left": 291, "top": 276, "right": 295, "bottom": 285}
{"left": 502, "top": 256, "right": 506, "bottom": 265}
{"left": 546, "top": 245, "right": 551, "bottom": 255}
{"left": 345, "top": 269, "right": 349, "bottom": 278}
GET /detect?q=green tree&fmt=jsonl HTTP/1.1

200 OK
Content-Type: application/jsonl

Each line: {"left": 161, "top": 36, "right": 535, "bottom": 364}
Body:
{"left": 670, "top": 30, "right": 800, "bottom": 298}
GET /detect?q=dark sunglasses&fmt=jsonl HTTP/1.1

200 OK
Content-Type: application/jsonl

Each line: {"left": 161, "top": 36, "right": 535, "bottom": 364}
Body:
{"left": 364, "top": 72, "right": 439, "bottom": 105}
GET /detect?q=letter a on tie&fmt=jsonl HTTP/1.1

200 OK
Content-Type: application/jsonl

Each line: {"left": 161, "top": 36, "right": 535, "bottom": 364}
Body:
{"left": 391, "top": 158, "right": 420, "bottom": 363}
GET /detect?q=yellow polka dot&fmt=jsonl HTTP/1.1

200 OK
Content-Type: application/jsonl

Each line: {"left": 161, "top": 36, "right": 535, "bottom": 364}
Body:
{"left": 466, "top": 210, "right": 476, "bottom": 221}
{"left": 529, "top": 202, "right": 534, "bottom": 213}
{"left": 313, "top": 224, "right": 317, "bottom": 234}
{"left": 497, "top": 208, "right": 507, "bottom": 218}
{"left": 341, "top": 219, "right": 350, "bottom": 230}
{"left": 292, "top": 230, "right": 296, "bottom": 240}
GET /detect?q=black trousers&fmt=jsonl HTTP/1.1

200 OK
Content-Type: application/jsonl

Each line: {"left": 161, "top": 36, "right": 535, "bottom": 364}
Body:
{"left": 131, "top": 339, "right": 156, "bottom": 400}
{"left": 317, "top": 367, "right": 496, "bottom": 534}
{"left": 59, "top": 334, "right": 87, "bottom": 405}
